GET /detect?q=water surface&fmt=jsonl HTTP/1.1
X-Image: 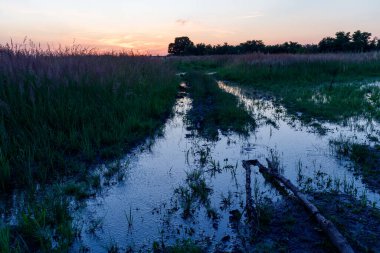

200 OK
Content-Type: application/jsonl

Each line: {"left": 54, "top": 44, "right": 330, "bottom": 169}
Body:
{"left": 71, "top": 81, "right": 380, "bottom": 252}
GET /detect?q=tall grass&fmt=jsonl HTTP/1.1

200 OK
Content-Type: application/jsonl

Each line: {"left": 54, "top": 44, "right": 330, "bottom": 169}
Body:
{"left": 0, "top": 44, "right": 179, "bottom": 190}
{"left": 0, "top": 226, "right": 11, "bottom": 253}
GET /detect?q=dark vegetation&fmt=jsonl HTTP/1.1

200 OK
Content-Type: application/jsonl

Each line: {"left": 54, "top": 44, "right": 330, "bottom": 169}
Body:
{"left": 176, "top": 53, "right": 380, "bottom": 122}
{"left": 314, "top": 193, "right": 380, "bottom": 252}
{"left": 1, "top": 38, "right": 380, "bottom": 252}
{"left": 0, "top": 44, "right": 178, "bottom": 191}
{"left": 184, "top": 72, "right": 255, "bottom": 140}
{"left": 245, "top": 197, "right": 334, "bottom": 252}
{"left": 3, "top": 190, "right": 73, "bottom": 252}
{"left": 243, "top": 193, "right": 380, "bottom": 252}
{"left": 168, "top": 31, "right": 380, "bottom": 56}
{"left": 219, "top": 59, "right": 380, "bottom": 122}
{"left": 332, "top": 140, "right": 380, "bottom": 192}
{"left": 153, "top": 239, "right": 202, "bottom": 253}
{"left": 0, "top": 44, "right": 179, "bottom": 252}
{"left": 176, "top": 54, "right": 380, "bottom": 246}
{"left": 239, "top": 157, "right": 380, "bottom": 253}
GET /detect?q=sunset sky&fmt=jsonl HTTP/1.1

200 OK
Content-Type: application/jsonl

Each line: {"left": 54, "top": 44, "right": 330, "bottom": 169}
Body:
{"left": 1, "top": 0, "right": 379, "bottom": 55}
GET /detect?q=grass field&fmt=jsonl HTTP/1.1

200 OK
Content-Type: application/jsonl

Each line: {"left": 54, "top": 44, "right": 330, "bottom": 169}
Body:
{"left": 0, "top": 47, "right": 179, "bottom": 191}
{"left": 175, "top": 53, "right": 380, "bottom": 122}
{"left": 2, "top": 49, "right": 380, "bottom": 252}
{"left": 0, "top": 47, "right": 179, "bottom": 252}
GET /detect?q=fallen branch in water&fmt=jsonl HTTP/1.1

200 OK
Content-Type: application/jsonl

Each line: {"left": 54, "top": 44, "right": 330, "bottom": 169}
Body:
{"left": 244, "top": 163, "right": 255, "bottom": 221}
{"left": 242, "top": 159, "right": 354, "bottom": 253}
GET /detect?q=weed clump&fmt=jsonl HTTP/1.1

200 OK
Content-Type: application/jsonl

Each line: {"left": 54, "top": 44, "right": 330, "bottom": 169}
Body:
{"left": 332, "top": 139, "right": 380, "bottom": 192}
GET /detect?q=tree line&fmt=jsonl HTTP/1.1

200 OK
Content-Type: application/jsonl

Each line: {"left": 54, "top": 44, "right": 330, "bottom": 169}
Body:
{"left": 168, "top": 31, "right": 380, "bottom": 55}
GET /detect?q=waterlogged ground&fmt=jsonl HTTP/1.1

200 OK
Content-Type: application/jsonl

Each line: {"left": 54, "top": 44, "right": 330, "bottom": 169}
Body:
{"left": 71, "top": 81, "right": 380, "bottom": 252}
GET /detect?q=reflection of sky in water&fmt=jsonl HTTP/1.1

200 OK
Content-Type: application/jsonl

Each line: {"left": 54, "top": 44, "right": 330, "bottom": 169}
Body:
{"left": 363, "top": 81, "right": 380, "bottom": 88}
{"left": 66, "top": 82, "right": 380, "bottom": 252}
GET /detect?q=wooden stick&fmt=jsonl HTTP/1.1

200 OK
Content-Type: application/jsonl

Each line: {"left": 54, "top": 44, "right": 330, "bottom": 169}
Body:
{"left": 245, "top": 164, "right": 254, "bottom": 221}
{"left": 242, "top": 159, "right": 355, "bottom": 253}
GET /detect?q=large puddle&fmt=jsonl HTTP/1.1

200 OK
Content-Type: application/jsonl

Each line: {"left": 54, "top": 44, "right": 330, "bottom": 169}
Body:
{"left": 67, "top": 81, "right": 380, "bottom": 252}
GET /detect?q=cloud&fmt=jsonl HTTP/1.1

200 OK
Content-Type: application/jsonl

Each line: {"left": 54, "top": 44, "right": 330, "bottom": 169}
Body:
{"left": 176, "top": 19, "right": 188, "bottom": 26}
{"left": 236, "top": 12, "right": 263, "bottom": 19}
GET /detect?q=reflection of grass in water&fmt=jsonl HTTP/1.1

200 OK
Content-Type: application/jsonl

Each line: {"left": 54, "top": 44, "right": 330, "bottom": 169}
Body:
{"left": 175, "top": 169, "right": 213, "bottom": 218}
{"left": 153, "top": 239, "right": 203, "bottom": 253}
{"left": 295, "top": 155, "right": 376, "bottom": 208}
{"left": 184, "top": 72, "right": 255, "bottom": 140}
{"left": 125, "top": 207, "right": 134, "bottom": 228}
{"left": 185, "top": 142, "right": 212, "bottom": 168}
{"left": 87, "top": 217, "right": 104, "bottom": 234}
{"left": 220, "top": 191, "right": 233, "bottom": 210}
{"left": 105, "top": 240, "right": 120, "bottom": 253}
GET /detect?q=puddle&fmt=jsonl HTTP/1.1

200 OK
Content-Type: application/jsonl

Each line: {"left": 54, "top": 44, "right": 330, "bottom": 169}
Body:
{"left": 2, "top": 80, "right": 379, "bottom": 251}
{"left": 67, "top": 81, "right": 380, "bottom": 251}
{"left": 362, "top": 81, "right": 380, "bottom": 88}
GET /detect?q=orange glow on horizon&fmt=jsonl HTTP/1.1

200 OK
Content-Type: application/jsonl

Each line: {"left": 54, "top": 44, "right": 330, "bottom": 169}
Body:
{"left": 1, "top": 0, "right": 379, "bottom": 55}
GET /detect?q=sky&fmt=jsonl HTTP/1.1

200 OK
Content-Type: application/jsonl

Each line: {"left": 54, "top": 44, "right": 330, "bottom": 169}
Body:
{"left": 1, "top": 0, "right": 379, "bottom": 55}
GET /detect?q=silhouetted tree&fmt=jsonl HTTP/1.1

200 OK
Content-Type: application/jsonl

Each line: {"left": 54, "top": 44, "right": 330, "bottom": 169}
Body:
{"left": 283, "top": 41, "right": 303, "bottom": 53}
{"left": 168, "top": 37, "right": 195, "bottom": 55}
{"left": 334, "top": 31, "right": 351, "bottom": 51}
{"left": 351, "top": 30, "right": 372, "bottom": 52}
{"left": 168, "top": 31, "right": 379, "bottom": 56}
{"left": 239, "top": 40, "right": 265, "bottom": 53}
{"left": 194, "top": 43, "right": 207, "bottom": 55}
{"left": 369, "top": 37, "right": 378, "bottom": 51}
{"left": 318, "top": 37, "right": 336, "bottom": 52}
{"left": 302, "top": 44, "right": 319, "bottom": 53}
{"left": 264, "top": 42, "right": 303, "bottom": 54}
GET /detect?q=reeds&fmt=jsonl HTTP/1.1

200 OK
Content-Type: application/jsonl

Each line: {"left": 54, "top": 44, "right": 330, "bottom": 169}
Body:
{"left": 0, "top": 41, "right": 179, "bottom": 190}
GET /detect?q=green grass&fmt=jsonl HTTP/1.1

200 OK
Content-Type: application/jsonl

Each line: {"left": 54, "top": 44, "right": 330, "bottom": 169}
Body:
{"left": 0, "top": 50, "right": 180, "bottom": 252}
{"left": 153, "top": 239, "right": 203, "bottom": 253}
{"left": 0, "top": 226, "right": 11, "bottom": 253}
{"left": 2, "top": 50, "right": 379, "bottom": 252}
{"left": 218, "top": 59, "right": 380, "bottom": 122}
{"left": 0, "top": 188, "right": 74, "bottom": 253}
{"left": 174, "top": 54, "right": 380, "bottom": 122}
{"left": 167, "top": 240, "right": 203, "bottom": 253}
{"left": 332, "top": 140, "right": 380, "bottom": 192}
{"left": 184, "top": 72, "right": 255, "bottom": 140}
{"left": 0, "top": 54, "right": 179, "bottom": 190}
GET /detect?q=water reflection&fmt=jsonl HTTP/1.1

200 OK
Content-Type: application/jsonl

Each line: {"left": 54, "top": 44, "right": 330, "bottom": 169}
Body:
{"left": 69, "top": 82, "right": 380, "bottom": 251}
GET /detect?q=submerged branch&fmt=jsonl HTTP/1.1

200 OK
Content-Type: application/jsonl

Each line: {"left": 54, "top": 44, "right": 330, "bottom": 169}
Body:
{"left": 243, "top": 159, "right": 354, "bottom": 253}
